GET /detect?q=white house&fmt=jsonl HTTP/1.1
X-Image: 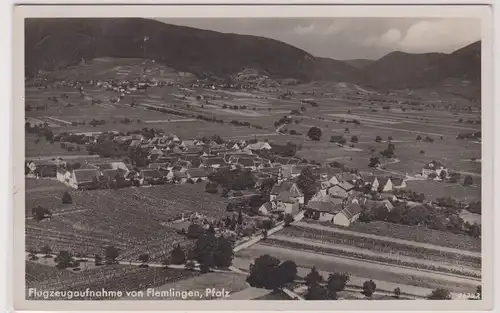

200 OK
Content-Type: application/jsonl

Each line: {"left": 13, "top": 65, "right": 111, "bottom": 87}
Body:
{"left": 370, "top": 177, "right": 393, "bottom": 192}
{"left": 245, "top": 141, "right": 272, "bottom": 151}
{"left": 422, "top": 160, "right": 447, "bottom": 178}
{"left": 333, "top": 203, "right": 363, "bottom": 227}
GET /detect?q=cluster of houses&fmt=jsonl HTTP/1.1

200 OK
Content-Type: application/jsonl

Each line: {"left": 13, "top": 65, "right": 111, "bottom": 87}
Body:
{"left": 258, "top": 166, "right": 409, "bottom": 227}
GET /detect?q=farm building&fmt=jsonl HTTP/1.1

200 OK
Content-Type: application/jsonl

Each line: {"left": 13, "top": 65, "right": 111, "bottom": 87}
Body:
{"left": 237, "top": 158, "right": 257, "bottom": 170}
{"left": 139, "top": 169, "right": 163, "bottom": 185}
{"left": 186, "top": 168, "right": 209, "bottom": 182}
{"left": 327, "top": 185, "right": 350, "bottom": 199}
{"left": 391, "top": 177, "right": 407, "bottom": 189}
{"left": 422, "top": 160, "right": 448, "bottom": 178}
{"left": 69, "top": 169, "right": 102, "bottom": 189}
{"left": 281, "top": 164, "right": 308, "bottom": 179}
{"left": 333, "top": 203, "right": 363, "bottom": 227}
{"left": 148, "top": 163, "right": 169, "bottom": 170}
{"left": 270, "top": 181, "right": 304, "bottom": 204}
{"left": 370, "top": 177, "right": 393, "bottom": 192}
{"left": 200, "top": 156, "right": 226, "bottom": 168}
{"left": 245, "top": 141, "right": 272, "bottom": 151}
{"left": 306, "top": 199, "right": 344, "bottom": 222}
{"left": 274, "top": 192, "right": 300, "bottom": 215}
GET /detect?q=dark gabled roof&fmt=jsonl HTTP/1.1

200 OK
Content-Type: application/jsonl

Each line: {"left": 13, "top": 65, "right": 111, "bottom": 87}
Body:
{"left": 101, "top": 169, "right": 120, "bottom": 179}
{"left": 79, "top": 163, "right": 99, "bottom": 170}
{"left": 338, "top": 203, "right": 363, "bottom": 219}
{"left": 308, "top": 201, "right": 343, "bottom": 214}
{"left": 141, "top": 169, "right": 162, "bottom": 179}
{"left": 391, "top": 178, "right": 405, "bottom": 186}
{"left": 259, "top": 167, "right": 280, "bottom": 175}
{"left": 202, "top": 157, "right": 225, "bottom": 166}
{"left": 148, "top": 163, "right": 168, "bottom": 169}
{"left": 423, "top": 160, "right": 446, "bottom": 170}
{"left": 274, "top": 157, "right": 291, "bottom": 165}
{"left": 238, "top": 158, "right": 256, "bottom": 167}
{"left": 187, "top": 168, "right": 208, "bottom": 178}
{"left": 174, "top": 171, "right": 188, "bottom": 178}
{"left": 73, "top": 169, "right": 101, "bottom": 183}
{"left": 270, "top": 181, "right": 303, "bottom": 197}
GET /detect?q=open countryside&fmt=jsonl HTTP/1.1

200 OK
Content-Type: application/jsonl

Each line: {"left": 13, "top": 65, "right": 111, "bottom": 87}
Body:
{"left": 24, "top": 17, "right": 482, "bottom": 302}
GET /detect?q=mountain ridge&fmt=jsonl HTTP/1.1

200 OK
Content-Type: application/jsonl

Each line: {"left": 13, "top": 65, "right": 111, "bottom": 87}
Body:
{"left": 25, "top": 18, "right": 481, "bottom": 91}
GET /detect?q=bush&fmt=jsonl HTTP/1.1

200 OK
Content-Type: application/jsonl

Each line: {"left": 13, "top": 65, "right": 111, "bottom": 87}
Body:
{"left": 463, "top": 175, "right": 474, "bottom": 186}
{"left": 284, "top": 214, "right": 295, "bottom": 226}
{"left": 427, "top": 288, "right": 451, "bottom": 300}
{"left": 362, "top": 280, "right": 377, "bottom": 297}
{"left": 61, "top": 192, "right": 72, "bottom": 204}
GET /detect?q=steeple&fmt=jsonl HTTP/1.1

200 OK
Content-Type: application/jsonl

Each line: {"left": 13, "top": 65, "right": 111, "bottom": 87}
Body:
{"left": 277, "top": 167, "right": 284, "bottom": 184}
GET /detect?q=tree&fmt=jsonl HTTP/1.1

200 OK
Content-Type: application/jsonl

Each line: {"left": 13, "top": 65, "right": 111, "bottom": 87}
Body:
{"left": 327, "top": 273, "right": 350, "bottom": 294}
{"left": 305, "top": 267, "right": 323, "bottom": 287}
{"left": 246, "top": 254, "right": 282, "bottom": 289}
{"left": 368, "top": 157, "right": 380, "bottom": 168}
{"left": 344, "top": 127, "right": 350, "bottom": 133}
{"left": 61, "top": 191, "right": 72, "bottom": 204}
{"left": 305, "top": 284, "right": 330, "bottom": 300}
{"left": 237, "top": 211, "right": 243, "bottom": 225}
{"left": 186, "top": 224, "right": 205, "bottom": 239}
{"left": 104, "top": 246, "right": 119, "bottom": 265}
{"left": 375, "top": 136, "right": 382, "bottom": 143}
{"left": 394, "top": 287, "right": 401, "bottom": 299}
{"left": 55, "top": 251, "right": 73, "bottom": 269}
{"left": 350, "top": 136, "right": 358, "bottom": 143}
{"left": 427, "top": 288, "right": 451, "bottom": 300}
{"left": 171, "top": 244, "right": 186, "bottom": 265}
{"left": 283, "top": 214, "right": 295, "bottom": 226}
{"left": 362, "top": 280, "right": 377, "bottom": 297}
{"left": 41, "top": 244, "right": 52, "bottom": 258}
{"left": 463, "top": 175, "right": 474, "bottom": 186}
{"left": 138, "top": 254, "right": 150, "bottom": 265}
{"left": 307, "top": 127, "right": 322, "bottom": 141}
{"left": 296, "top": 167, "right": 316, "bottom": 203}
{"left": 94, "top": 254, "right": 103, "bottom": 266}
{"left": 439, "top": 170, "right": 447, "bottom": 180}
{"left": 388, "top": 136, "right": 393, "bottom": 141}
{"left": 192, "top": 230, "right": 218, "bottom": 272}
{"left": 213, "top": 237, "right": 234, "bottom": 268}
{"left": 416, "top": 135, "right": 422, "bottom": 141}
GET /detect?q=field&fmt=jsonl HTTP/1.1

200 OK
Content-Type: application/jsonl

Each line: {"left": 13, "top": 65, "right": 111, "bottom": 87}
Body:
{"left": 25, "top": 179, "right": 230, "bottom": 261}
{"left": 302, "top": 220, "right": 481, "bottom": 252}
{"left": 233, "top": 244, "right": 479, "bottom": 294}
{"left": 26, "top": 262, "right": 199, "bottom": 300}
{"left": 279, "top": 226, "right": 481, "bottom": 269}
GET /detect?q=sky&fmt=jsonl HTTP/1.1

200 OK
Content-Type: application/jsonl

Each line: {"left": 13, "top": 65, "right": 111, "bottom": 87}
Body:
{"left": 157, "top": 18, "right": 481, "bottom": 60}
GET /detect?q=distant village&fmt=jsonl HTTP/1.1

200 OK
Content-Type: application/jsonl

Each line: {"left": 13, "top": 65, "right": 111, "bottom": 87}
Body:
{"left": 26, "top": 125, "right": 467, "bottom": 231}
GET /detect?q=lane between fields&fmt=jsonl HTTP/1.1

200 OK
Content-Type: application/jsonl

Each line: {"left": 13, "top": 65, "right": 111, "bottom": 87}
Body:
{"left": 293, "top": 221, "right": 481, "bottom": 258}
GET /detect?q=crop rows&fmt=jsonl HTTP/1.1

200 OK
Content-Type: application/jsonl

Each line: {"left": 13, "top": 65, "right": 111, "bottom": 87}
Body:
{"left": 306, "top": 220, "right": 481, "bottom": 252}
{"left": 30, "top": 265, "right": 199, "bottom": 299}
{"left": 282, "top": 226, "right": 481, "bottom": 268}
{"left": 25, "top": 262, "right": 77, "bottom": 287}
{"left": 264, "top": 238, "right": 481, "bottom": 279}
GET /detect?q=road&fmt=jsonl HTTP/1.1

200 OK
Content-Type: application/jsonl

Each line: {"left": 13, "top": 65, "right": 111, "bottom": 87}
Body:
{"left": 269, "top": 235, "right": 481, "bottom": 277}
{"left": 27, "top": 155, "right": 100, "bottom": 161}
{"left": 233, "top": 244, "right": 479, "bottom": 295}
{"left": 294, "top": 221, "right": 481, "bottom": 258}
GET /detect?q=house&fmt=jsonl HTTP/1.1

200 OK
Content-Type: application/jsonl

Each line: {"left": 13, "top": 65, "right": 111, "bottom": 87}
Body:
{"left": 370, "top": 177, "right": 393, "bottom": 192}
{"left": 274, "top": 192, "right": 300, "bottom": 215}
{"left": 273, "top": 157, "right": 291, "bottom": 166}
{"left": 34, "top": 164, "right": 58, "bottom": 178}
{"left": 101, "top": 169, "right": 121, "bottom": 181}
{"left": 336, "top": 172, "right": 359, "bottom": 183}
{"left": 259, "top": 167, "right": 281, "bottom": 176}
{"left": 245, "top": 141, "right": 272, "bottom": 151}
{"left": 281, "top": 164, "right": 308, "bottom": 179}
{"left": 200, "top": 156, "right": 225, "bottom": 169}
{"left": 237, "top": 158, "right": 257, "bottom": 170}
{"left": 56, "top": 168, "right": 71, "bottom": 185}
{"left": 391, "top": 177, "right": 407, "bottom": 189}
{"left": 328, "top": 185, "right": 349, "bottom": 199}
{"left": 148, "top": 163, "right": 169, "bottom": 170}
{"left": 422, "top": 160, "right": 447, "bottom": 178}
{"left": 70, "top": 169, "right": 102, "bottom": 189}
{"left": 139, "top": 169, "right": 163, "bottom": 185}
{"left": 306, "top": 199, "right": 344, "bottom": 222}
{"left": 258, "top": 202, "right": 274, "bottom": 215}
{"left": 337, "top": 181, "right": 354, "bottom": 193}
{"left": 333, "top": 203, "right": 363, "bottom": 227}
{"left": 225, "top": 141, "right": 241, "bottom": 150}
{"left": 186, "top": 169, "right": 209, "bottom": 182}
{"left": 270, "top": 181, "right": 304, "bottom": 204}
{"left": 181, "top": 154, "right": 202, "bottom": 168}
{"left": 174, "top": 171, "right": 188, "bottom": 184}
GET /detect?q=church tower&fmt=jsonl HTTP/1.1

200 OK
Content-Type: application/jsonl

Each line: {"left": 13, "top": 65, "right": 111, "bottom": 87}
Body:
{"left": 277, "top": 167, "right": 284, "bottom": 184}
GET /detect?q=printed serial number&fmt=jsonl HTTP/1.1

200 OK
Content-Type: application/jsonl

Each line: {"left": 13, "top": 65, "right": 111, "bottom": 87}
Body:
{"left": 458, "top": 293, "right": 481, "bottom": 299}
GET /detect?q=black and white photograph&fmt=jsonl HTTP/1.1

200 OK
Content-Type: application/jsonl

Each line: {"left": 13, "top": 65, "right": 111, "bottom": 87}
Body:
{"left": 12, "top": 4, "right": 494, "bottom": 311}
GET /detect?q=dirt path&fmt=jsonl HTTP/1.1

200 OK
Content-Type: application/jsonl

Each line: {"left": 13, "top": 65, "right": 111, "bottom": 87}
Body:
{"left": 269, "top": 235, "right": 480, "bottom": 276}
{"left": 293, "top": 221, "right": 480, "bottom": 258}
{"left": 233, "top": 245, "right": 479, "bottom": 294}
